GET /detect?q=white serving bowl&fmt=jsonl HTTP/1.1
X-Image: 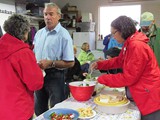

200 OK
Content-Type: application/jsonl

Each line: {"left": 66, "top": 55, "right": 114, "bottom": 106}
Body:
{"left": 94, "top": 96, "right": 130, "bottom": 114}
{"left": 83, "top": 77, "right": 105, "bottom": 94}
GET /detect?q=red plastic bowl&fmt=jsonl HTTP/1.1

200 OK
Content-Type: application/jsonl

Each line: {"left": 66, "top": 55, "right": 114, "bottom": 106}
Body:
{"left": 69, "top": 81, "right": 95, "bottom": 101}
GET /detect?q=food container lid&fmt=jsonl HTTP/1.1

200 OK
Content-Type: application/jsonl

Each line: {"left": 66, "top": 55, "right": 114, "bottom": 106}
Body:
{"left": 94, "top": 96, "right": 129, "bottom": 106}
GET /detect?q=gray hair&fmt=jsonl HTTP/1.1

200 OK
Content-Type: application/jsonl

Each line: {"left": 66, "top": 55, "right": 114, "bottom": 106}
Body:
{"left": 44, "top": 2, "right": 61, "bottom": 14}
{"left": 3, "top": 14, "right": 30, "bottom": 40}
{"left": 81, "top": 42, "right": 89, "bottom": 51}
{"left": 111, "top": 16, "right": 136, "bottom": 40}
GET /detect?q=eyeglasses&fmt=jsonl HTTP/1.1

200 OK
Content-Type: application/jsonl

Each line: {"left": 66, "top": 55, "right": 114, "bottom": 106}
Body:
{"left": 111, "top": 30, "right": 118, "bottom": 36}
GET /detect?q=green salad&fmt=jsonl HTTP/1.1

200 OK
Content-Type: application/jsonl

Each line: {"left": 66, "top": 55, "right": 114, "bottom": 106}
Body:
{"left": 79, "top": 83, "right": 89, "bottom": 86}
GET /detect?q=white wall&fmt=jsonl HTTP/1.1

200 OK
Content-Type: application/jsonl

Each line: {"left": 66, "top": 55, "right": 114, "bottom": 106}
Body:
{"left": 0, "top": 0, "right": 15, "bottom": 33}
{"left": 55, "top": 0, "right": 160, "bottom": 36}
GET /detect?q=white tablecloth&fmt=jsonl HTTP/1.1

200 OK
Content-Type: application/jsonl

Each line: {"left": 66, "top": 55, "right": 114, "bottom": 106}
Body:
{"left": 33, "top": 97, "right": 141, "bottom": 120}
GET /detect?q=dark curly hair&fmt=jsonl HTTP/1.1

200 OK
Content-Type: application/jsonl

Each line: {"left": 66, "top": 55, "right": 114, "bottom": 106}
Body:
{"left": 3, "top": 14, "right": 30, "bottom": 40}
{"left": 111, "top": 16, "right": 136, "bottom": 40}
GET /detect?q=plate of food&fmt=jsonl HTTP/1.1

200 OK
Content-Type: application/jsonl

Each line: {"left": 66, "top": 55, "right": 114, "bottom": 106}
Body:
{"left": 77, "top": 107, "right": 96, "bottom": 119}
{"left": 43, "top": 108, "right": 79, "bottom": 120}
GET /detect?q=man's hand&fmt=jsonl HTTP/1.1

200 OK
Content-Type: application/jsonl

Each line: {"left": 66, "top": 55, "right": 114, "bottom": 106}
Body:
{"left": 38, "top": 59, "right": 52, "bottom": 69}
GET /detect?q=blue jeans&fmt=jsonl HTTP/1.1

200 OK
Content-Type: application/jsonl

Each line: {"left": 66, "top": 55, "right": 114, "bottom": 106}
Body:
{"left": 34, "top": 68, "right": 65, "bottom": 116}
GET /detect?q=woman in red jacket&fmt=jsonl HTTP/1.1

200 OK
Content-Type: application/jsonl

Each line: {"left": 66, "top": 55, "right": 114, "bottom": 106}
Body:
{"left": 90, "top": 16, "right": 160, "bottom": 120}
{"left": 0, "top": 14, "right": 44, "bottom": 120}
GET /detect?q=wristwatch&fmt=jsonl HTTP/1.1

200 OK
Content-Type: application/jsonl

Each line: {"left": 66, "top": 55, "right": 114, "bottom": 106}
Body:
{"left": 51, "top": 60, "right": 56, "bottom": 68}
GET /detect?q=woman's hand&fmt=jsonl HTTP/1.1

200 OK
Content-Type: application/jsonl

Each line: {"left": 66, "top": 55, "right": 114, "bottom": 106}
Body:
{"left": 89, "top": 62, "right": 98, "bottom": 71}
{"left": 82, "top": 72, "right": 88, "bottom": 77}
{"left": 98, "top": 57, "right": 104, "bottom": 60}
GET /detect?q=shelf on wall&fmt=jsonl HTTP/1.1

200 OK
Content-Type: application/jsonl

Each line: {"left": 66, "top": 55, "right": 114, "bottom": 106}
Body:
{"left": 24, "top": 14, "right": 44, "bottom": 21}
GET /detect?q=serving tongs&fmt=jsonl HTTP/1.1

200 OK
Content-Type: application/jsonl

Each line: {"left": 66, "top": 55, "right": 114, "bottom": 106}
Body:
{"left": 84, "top": 70, "right": 99, "bottom": 86}
{"left": 87, "top": 69, "right": 93, "bottom": 79}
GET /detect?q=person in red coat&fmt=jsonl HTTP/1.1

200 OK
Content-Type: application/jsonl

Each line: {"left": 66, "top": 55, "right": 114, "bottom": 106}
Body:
{"left": 0, "top": 14, "right": 44, "bottom": 120}
{"left": 90, "top": 16, "right": 160, "bottom": 120}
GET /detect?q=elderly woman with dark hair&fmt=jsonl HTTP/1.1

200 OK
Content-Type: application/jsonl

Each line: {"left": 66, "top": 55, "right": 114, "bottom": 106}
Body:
{"left": 0, "top": 14, "right": 44, "bottom": 120}
{"left": 90, "top": 16, "right": 160, "bottom": 120}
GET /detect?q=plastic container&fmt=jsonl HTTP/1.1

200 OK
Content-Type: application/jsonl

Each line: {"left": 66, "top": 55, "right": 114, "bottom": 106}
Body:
{"left": 76, "top": 22, "right": 95, "bottom": 32}
{"left": 69, "top": 81, "right": 95, "bottom": 101}
{"left": 94, "top": 96, "right": 130, "bottom": 114}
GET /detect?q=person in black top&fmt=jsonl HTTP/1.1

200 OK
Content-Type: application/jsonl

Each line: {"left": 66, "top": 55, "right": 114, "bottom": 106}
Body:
{"left": 100, "top": 47, "right": 122, "bottom": 74}
{"left": 65, "top": 46, "right": 86, "bottom": 99}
